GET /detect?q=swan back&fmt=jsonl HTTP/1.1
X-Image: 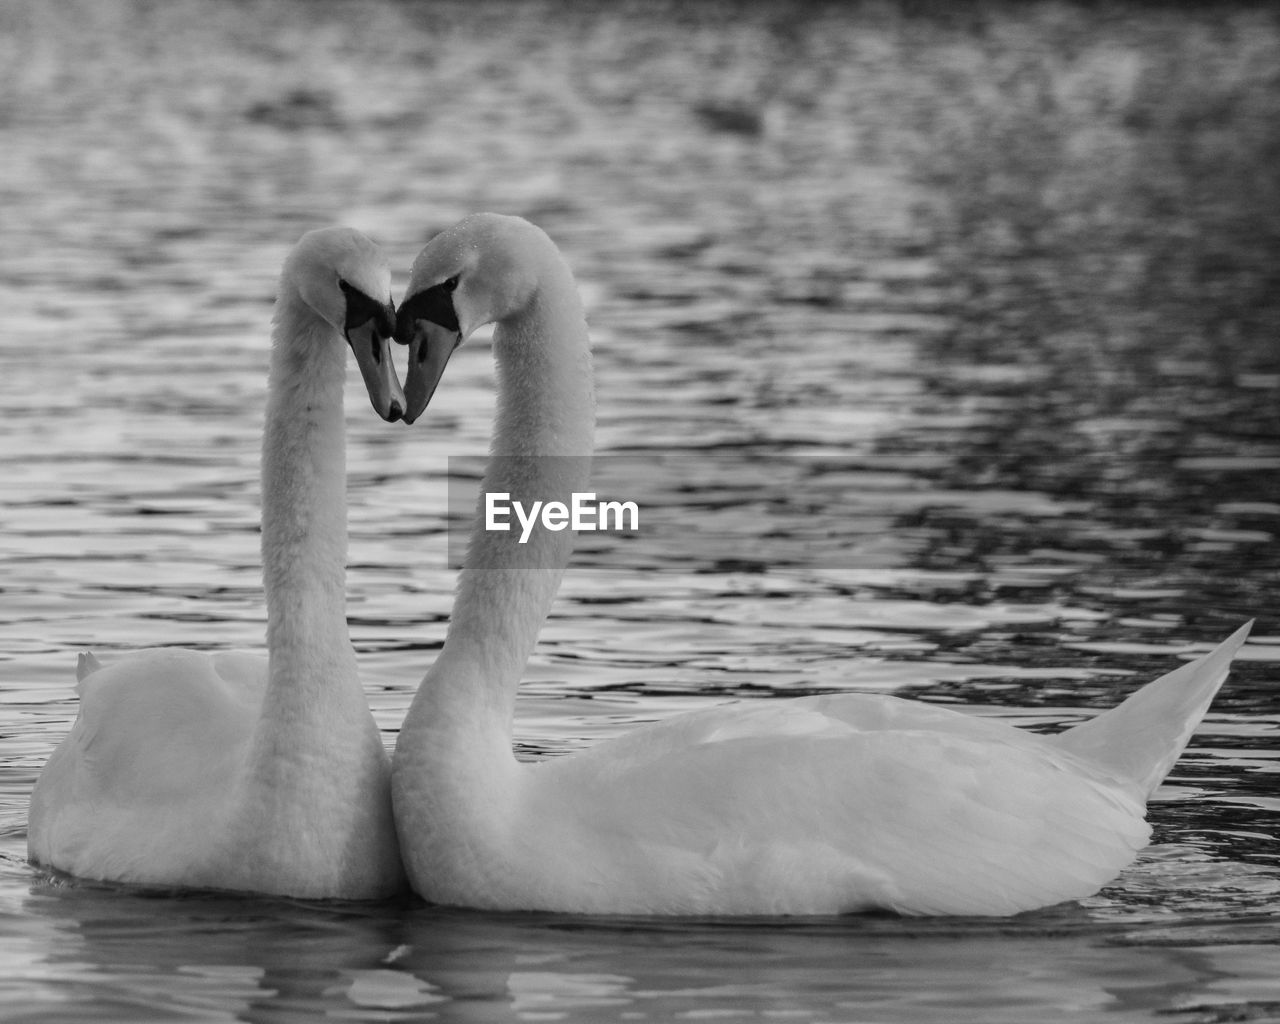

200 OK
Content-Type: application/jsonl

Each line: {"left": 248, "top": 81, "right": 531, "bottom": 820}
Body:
{"left": 28, "top": 650, "right": 265, "bottom": 885}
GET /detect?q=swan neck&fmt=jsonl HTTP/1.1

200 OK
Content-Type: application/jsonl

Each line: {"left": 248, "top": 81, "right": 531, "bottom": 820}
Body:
{"left": 491, "top": 281, "right": 594, "bottom": 459}
{"left": 260, "top": 291, "right": 355, "bottom": 690}
{"left": 414, "top": 260, "right": 594, "bottom": 742}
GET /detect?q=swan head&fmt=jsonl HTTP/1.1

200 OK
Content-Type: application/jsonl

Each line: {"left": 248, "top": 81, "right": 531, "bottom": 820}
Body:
{"left": 394, "top": 214, "right": 550, "bottom": 424}
{"left": 284, "top": 227, "right": 405, "bottom": 422}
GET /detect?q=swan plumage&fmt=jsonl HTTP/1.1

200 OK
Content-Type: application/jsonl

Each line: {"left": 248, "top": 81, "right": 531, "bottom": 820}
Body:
{"left": 390, "top": 212, "right": 1252, "bottom": 916}
{"left": 28, "top": 227, "right": 407, "bottom": 899}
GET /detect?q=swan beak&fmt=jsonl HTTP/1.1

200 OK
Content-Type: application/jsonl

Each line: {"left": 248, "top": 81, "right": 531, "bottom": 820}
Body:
{"left": 399, "top": 320, "right": 460, "bottom": 425}
{"left": 345, "top": 311, "right": 406, "bottom": 423}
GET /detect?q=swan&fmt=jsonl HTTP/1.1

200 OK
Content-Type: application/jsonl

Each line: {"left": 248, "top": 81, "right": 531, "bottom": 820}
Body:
{"left": 28, "top": 227, "right": 408, "bottom": 899}
{"left": 389, "top": 212, "right": 1253, "bottom": 916}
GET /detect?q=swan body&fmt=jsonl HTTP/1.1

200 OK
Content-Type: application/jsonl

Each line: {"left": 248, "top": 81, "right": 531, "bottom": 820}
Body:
{"left": 28, "top": 228, "right": 408, "bottom": 899}
{"left": 390, "top": 213, "right": 1252, "bottom": 916}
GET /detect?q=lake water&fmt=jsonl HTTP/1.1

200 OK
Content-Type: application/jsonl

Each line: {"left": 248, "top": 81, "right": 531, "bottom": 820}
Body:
{"left": 2, "top": 1, "right": 1279, "bottom": 1020}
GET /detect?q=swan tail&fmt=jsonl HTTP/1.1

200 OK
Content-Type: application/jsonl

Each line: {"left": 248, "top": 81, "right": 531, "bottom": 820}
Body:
{"left": 1050, "top": 622, "right": 1252, "bottom": 799}
{"left": 75, "top": 651, "right": 103, "bottom": 690}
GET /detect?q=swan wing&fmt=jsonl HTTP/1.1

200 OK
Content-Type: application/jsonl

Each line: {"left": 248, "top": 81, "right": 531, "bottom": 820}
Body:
{"left": 523, "top": 694, "right": 1148, "bottom": 915}
{"left": 29, "top": 648, "right": 267, "bottom": 882}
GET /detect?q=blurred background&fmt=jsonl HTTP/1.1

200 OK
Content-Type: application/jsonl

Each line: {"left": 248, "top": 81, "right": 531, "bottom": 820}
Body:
{"left": 1, "top": 1, "right": 1279, "bottom": 1020}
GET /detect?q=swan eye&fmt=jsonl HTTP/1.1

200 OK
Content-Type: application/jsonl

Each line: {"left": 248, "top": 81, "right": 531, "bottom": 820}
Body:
{"left": 443, "top": 276, "right": 459, "bottom": 292}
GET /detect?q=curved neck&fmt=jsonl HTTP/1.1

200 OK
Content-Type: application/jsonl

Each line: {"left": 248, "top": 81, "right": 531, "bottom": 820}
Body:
{"left": 258, "top": 292, "right": 357, "bottom": 717}
{"left": 410, "top": 261, "right": 594, "bottom": 749}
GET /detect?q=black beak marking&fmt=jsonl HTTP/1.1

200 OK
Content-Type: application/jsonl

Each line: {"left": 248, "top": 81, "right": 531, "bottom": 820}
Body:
{"left": 341, "top": 281, "right": 396, "bottom": 363}
{"left": 394, "top": 281, "right": 460, "bottom": 343}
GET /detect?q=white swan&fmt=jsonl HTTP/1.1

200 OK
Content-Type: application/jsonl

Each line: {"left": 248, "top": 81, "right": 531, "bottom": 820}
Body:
{"left": 390, "top": 213, "right": 1253, "bottom": 916}
{"left": 28, "top": 228, "right": 408, "bottom": 899}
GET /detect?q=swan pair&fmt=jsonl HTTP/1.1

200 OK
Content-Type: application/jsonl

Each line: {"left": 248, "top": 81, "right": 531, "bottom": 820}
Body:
{"left": 29, "top": 215, "right": 1253, "bottom": 915}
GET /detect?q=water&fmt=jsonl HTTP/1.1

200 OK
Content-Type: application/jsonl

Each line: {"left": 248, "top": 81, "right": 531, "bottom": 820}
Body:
{"left": 2, "top": 1, "right": 1279, "bottom": 1020}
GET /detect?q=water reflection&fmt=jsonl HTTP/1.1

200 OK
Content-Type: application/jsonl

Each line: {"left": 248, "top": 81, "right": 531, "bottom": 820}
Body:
{"left": 13, "top": 872, "right": 1280, "bottom": 1024}
{"left": 18, "top": 878, "right": 407, "bottom": 1022}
